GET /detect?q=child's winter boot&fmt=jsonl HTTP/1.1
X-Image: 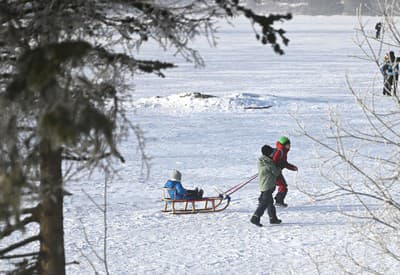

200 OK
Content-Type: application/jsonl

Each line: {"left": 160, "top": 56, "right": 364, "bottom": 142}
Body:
{"left": 250, "top": 215, "right": 263, "bottom": 227}
{"left": 275, "top": 202, "right": 288, "bottom": 208}
{"left": 269, "top": 218, "right": 282, "bottom": 224}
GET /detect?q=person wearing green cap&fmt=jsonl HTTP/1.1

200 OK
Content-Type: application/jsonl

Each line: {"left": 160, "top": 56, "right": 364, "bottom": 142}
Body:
{"left": 272, "top": 136, "right": 298, "bottom": 207}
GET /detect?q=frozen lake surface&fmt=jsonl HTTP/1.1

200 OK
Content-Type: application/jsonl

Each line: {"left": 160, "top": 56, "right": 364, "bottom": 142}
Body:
{"left": 60, "top": 16, "right": 399, "bottom": 274}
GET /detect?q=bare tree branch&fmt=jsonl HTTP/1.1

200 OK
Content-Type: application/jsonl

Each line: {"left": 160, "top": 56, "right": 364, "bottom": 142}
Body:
{"left": 0, "top": 252, "right": 39, "bottom": 259}
{"left": 0, "top": 235, "right": 40, "bottom": 256}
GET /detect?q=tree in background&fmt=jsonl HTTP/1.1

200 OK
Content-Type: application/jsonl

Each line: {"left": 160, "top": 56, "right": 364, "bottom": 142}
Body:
{"left": 0, "top": 1, "right": 291, "bottom": 274}
{"left": 297, "top": 2, "right": 400, "bottom": 273}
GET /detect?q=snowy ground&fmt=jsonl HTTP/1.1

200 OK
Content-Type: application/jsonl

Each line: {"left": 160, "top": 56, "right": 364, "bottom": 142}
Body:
{"left": 58, "top": 16, "right": 399, "bottom": 274}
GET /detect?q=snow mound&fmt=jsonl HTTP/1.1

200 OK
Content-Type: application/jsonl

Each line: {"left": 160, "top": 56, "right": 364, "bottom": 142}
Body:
{"left": 132, "top": 92, "right": 278, "bottom": 113}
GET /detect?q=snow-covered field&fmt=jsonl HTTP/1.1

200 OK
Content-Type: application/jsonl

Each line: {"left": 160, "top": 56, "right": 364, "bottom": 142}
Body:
{"left": 62, "top": 16, "right": 398, "bottom": 274}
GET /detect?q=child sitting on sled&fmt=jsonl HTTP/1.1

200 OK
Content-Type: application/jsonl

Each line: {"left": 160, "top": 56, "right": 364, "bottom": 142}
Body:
{"left": 272, "top": 136, "right": 298, "bottom": 207}
{"left": 164, "top": 170, "right": 204, "bottom": 200}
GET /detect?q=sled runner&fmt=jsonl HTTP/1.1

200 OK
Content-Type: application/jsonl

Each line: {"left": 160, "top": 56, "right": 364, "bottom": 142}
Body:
{"left": 162, "top": 188, "right": 231, "bottom": 214}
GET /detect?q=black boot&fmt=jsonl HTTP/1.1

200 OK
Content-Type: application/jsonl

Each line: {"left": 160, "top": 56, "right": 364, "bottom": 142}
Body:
{"left": 275, "top": 193, "right": 283, "bottom": 204}
{"left": 270, "top": 218, "right": 282, "bottom": 224}
{"left": 275, "top": 202, "right": 288, "bottom": 208}
{"left": 250, "top": 215, "right": 263, "bottom": 227}
{"left": 275, "top": 191, "right": 288, "bottom": 207}
{"left": 198, "top": 189, "right": 204, "bottom": 199}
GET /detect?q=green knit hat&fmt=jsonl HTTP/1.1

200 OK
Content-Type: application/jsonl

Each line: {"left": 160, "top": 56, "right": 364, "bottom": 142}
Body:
{"left": 278, "top": 136, "right": 291, "bottom": 145}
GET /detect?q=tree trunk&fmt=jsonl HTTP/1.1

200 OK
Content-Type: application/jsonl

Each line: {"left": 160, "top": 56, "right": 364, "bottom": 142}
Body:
{"left": 39, "top": 141, "right": 65, "bottom": 275}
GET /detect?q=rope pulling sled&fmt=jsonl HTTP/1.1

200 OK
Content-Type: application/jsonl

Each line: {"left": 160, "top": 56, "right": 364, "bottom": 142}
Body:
{"left": 162, "top": 174, "right": 258, "bottom": 214}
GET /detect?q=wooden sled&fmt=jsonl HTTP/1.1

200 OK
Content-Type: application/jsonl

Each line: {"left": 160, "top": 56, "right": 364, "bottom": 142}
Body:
{"left": 162, "top": 188, "right": 231, "bottom": 214}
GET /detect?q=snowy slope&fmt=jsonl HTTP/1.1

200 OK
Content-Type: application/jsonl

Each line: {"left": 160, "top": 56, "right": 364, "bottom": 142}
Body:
{"left": 60, "top": 16, "right": 399, "bottom": 274}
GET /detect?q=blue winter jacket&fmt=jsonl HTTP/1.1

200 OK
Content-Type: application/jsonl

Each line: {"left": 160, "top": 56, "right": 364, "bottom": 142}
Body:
{"left": 164, "top": 180, "right": 186, "bottom": 199}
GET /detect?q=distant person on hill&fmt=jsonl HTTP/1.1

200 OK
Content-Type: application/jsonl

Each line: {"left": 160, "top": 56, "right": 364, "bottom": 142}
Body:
{"left": 272, "top": 136, "right": 298, "bottom": 208}
{"left": 375, "top": 22, "right": 382, "bottom": 39}
{"left": 164, "top": 170, "right": 203, "bottom": 200}
{"left": 251, "top": 145, "right": 282, "bottom": 227}
{"left": 381, "top": 51, "right": 399, "bottom": 96}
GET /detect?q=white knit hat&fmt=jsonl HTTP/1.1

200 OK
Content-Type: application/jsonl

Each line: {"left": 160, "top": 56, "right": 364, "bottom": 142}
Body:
{"left": 170, "top": 170, "right": 182, "bottom": 182}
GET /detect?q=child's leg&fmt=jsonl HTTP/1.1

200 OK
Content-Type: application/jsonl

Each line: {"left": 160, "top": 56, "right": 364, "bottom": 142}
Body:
{"left": 185, "top": 189, "right": 197, "bottom": 197}
{"left": 384, "top": 77, "right": 391, "bottom": 95}
{"left": 388, "top": 76, "right": 394, "bottom": 95}
{"left": 253, "top": 192, "right": 269, "bottom": 218}
{"left": 275, "top": 176, "right": 288, "bottom": 204}
{"left": 186, "top": 188, "right": 203, "bottom": 199}
{"left": 265, "top": 190, "right": 278, "bottom": 220}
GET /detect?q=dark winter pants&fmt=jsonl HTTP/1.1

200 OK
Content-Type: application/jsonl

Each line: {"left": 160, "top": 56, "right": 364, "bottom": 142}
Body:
{"left": 185, "top": 188, "right": 203, "bottom": 199}
{"left": 253, "top": 188, "right": 277, "bottom": 220}
{"left": 376, "top": 30, "right": 381, "bottom": 39}
{"left": 383, "top": 75, "right": 397, "bottom": 96}
{"left": 275, "top": 175, "right": 288, "bottom": 204}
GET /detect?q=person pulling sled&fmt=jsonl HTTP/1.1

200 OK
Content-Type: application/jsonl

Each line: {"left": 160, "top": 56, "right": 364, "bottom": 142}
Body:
{"left": 251, "top": 145, "right": 282, "bottom": 227}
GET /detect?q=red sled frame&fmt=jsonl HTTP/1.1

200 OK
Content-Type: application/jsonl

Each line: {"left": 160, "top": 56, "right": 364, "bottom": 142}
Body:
{"left": 162, "top": 188, "right": 231, "bottom": 214}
